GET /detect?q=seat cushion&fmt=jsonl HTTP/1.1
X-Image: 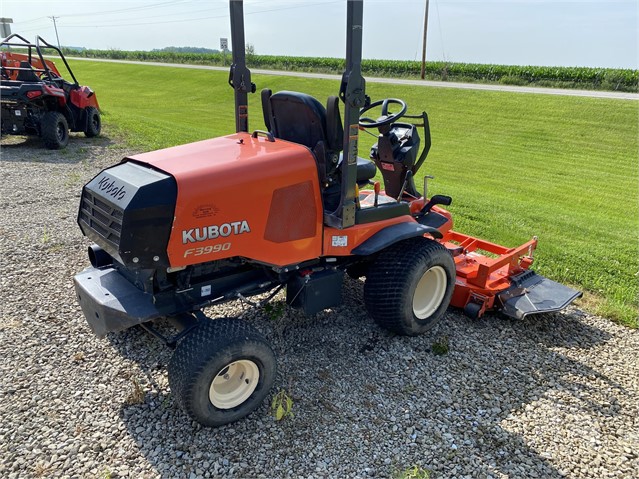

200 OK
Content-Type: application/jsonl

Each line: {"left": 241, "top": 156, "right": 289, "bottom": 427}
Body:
{"left": 339, "top": 153, "right": 377, "bottom": 182}
{"left": 356, "top": 157, "right": 377, "bottom": 182}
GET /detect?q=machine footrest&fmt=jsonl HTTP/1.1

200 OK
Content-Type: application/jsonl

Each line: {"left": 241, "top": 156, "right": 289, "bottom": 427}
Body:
{"left": 497, "top": 270, "right": 582, "bottom": 320}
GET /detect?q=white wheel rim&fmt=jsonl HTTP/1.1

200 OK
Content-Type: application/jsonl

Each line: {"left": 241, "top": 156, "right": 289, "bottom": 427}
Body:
{"left": 412, "top": 265, "right": 448, "bottom": 319}
{"left": 209, "top": 360, "right": 259, "bottom": 409}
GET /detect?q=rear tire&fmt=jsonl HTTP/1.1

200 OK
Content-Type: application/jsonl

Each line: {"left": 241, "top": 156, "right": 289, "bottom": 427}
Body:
{"left": 83, "top": 107, "right": 101, "bottom": 137}
{"left": 168, "top": 317, "right": 276, "bottom": 427}
{"left": 41, "top": 111, "right": 69, "bottom": 149}
{"left": 364, "top": 237, "right": 455, "bottom": 336}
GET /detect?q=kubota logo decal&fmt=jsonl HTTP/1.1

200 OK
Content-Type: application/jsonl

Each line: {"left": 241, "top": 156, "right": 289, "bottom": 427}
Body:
{"left": 182, "top": 220, "right": 251, "bottom": 244}
{"left": 97, "top": 176, "right": 127, "bottom": 200}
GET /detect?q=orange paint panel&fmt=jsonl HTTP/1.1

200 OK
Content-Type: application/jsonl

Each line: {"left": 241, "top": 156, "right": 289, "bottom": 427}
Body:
{"left": 129, "top": 133, "right": 323, "bottom": 267}
{"left": 323, "top": 216, "right": 416, "bottom": 256}
{"left": 0, "top": 52, "right": 61, "bottom": 80}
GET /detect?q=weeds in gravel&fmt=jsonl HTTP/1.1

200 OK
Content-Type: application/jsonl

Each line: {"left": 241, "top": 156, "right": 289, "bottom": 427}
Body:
{"left": 364, "top": 383, "right": 378, "bottom": 394}
{"left": 124, "top": 377, "right": 145, "bottom": 405}
{"left": 1, "top": 318, "right": 22, "bottom": 330}
{"left": 431, "top": 336, "right": 450, "bottom": 355}
{"left": 271, "top": 389, "right": 294, "bottom": 421}
{"left": 263, "top": 300, "right": 286, "bottom": 320}
{"left": 395, "top": 465, "right": 431, "bottom": 479}
{"left": 33, "top": 462, "right": 53, "bottom": 478}
{"left": 72, "top": 351, "right": 85, "bottom": 362}
{"left": 46, "top": 243, "right": 64, "bottom": 253}
{"left": 41, "top": 227, "right": 50, "bottom": 244}
{"left": 160, "top": 394, "right": 172, "bottom": 410}
{"left": 65, "top": 171, "right": 82, "bottom": 187}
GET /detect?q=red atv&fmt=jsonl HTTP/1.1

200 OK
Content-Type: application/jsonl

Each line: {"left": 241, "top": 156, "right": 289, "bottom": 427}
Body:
{"left": 1, "top": 34, "right": 100, "bottom": 149}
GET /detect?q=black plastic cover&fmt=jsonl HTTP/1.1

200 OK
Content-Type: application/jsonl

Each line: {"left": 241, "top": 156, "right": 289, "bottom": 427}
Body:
{"left": 78, "top": 161, "right": 177, "bottom": 269}
{"left": 497, "top": 270, "right": 583, "bottom": 319}
{"left": 352, "top": 221, "right": 442, "bottom": 256}
{"left": 74, "top": 266, "right": 161, "bottom": 337}
{"left": 287, "top": 269, "right": 344, "bottom": 316}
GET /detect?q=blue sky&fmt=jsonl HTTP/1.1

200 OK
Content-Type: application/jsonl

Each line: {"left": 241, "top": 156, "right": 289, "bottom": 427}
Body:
{"left": 2, "top": 0, "right": 637, "bottom": 69}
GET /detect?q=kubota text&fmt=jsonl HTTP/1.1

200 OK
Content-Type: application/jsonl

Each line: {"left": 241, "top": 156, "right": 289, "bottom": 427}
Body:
{"left": 182, "top": 221, "right": 251, "bottom": 244}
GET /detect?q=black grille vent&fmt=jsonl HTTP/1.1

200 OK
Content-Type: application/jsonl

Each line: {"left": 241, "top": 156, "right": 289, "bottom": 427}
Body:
{"left": 79, "top": 190, "right": 123, "bottom": 248}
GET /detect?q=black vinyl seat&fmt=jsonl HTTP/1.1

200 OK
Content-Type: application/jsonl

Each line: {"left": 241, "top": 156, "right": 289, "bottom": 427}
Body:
{"left": 261, "top": 90, "right": 376, "bottom": 184}
{"left": 265, "top": 91, "right": 329, "bottom": 152}
{"left": 338, "top": 153, "right": 377, "bottom": 184}
{"left": 16, "top": 62, "right": 40, "bottom": 82}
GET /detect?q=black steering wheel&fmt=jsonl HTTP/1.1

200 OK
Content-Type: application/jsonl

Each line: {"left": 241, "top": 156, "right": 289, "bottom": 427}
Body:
{"left": 359, "top": 98, "right": 407, "bottom": 128}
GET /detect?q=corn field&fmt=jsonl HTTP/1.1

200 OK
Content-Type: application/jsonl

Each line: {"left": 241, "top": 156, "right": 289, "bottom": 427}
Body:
{"left": 63, "top": 49, "right": 638, "bottom": 92}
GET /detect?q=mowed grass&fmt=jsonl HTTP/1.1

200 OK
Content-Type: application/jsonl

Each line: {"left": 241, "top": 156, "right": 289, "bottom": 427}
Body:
{"left": 71, "top": 61, "right": 638, "bottom": 327}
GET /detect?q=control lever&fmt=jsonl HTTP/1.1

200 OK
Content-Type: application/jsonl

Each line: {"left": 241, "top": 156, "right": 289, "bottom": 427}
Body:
{"left": 373, "top": 181, "right": 381, "bottom": 207}
{"left": 418, "top": 194, "right": 452, "bottom": 216}
{"left": 396, "top": 170, "right": 413, "bottom": 200}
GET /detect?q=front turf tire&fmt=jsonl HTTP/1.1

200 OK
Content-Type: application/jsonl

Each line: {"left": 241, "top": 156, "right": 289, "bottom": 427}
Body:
{"left": 168, "top": 317, "right": 276, "bottom": 427}
{"left": 41, "top": 111, "right": 69, "bottom": 149}
{"left": 364, "top": 237, "right": 455, "bottom": 336}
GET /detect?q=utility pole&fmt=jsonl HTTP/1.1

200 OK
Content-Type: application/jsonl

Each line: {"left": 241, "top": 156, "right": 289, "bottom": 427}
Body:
{"left": 420, "top": 0, "right": 430, "bottom": 80}
{"left": 48, "top": 16, "right": 61, "bottom": 49}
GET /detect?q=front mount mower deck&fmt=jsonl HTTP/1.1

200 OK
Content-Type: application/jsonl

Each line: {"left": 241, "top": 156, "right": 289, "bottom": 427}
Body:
{"left": 73, "top": 0, "right": 581, "bottom": 427}
{"left": 1, "top": 34, "right": 101, "bottom": 149}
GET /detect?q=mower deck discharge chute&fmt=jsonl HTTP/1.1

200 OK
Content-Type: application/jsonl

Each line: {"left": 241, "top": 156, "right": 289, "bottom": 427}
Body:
{"left": 442, "top": 232, "right": 582, "bottom": 319}
{"left": 1, "top": 34, "right": 101, "bottom": 149}
{"left": 73, "top": 0, "right": 581, "bottom": 427}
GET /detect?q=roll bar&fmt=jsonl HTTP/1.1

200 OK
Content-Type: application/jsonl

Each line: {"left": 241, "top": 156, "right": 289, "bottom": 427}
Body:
{"left": 227, "top": 0, "right": 365, "bottom": 229}
{"left": 0, "top": 33, "right": 78, "bottom": 85}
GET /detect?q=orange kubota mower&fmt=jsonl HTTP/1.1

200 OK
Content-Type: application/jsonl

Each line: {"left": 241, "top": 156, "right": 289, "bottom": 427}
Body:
{"left": 74, "top": 0, "right": 581, "bottom": 427}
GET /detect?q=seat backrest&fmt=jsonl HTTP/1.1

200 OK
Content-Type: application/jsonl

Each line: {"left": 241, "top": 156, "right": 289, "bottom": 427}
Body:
{"left": 265, "top": 91, "right": 328, "bottom": 149}
{"left": 16, "top": 61, "right": 40, "bottom": 82}
{"left": 262, "top": 90, "right": 344, "bottom": 181}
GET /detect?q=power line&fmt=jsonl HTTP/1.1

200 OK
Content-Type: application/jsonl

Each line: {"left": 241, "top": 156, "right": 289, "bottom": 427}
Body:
{"left": 14, "top": 1, "right": 193, "bottom": 25}
{"left": 61, "top": 0, "right": 191, "bottom": 18}
{"left": 11, "top": 16, "right": 47, "bottom": 26}
{"left": 434, "top": 0, "right": 446, "bottom": 62}
{"left": 60, "top": 4, "right": 230, "bottom": 27}
{"left": 56, "top": 1, "right": 341, "bottom": 29}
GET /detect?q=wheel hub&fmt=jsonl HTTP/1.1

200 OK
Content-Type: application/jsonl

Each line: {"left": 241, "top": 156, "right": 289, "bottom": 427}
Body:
{"left": 209, "top": 360, "right": 259, "bottom": 409}
{"left": 412, "top": 265, "right": 447, "bottom": 319}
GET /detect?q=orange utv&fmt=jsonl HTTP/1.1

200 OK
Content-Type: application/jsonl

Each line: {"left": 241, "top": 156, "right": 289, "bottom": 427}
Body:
{"left": 74, "top": 0, "right": 581, "bottom": 427}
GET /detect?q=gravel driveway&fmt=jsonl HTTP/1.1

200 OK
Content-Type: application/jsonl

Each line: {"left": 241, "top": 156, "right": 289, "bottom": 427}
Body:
{"left": 1, "top": 132, "right": 637, "bottom": 479}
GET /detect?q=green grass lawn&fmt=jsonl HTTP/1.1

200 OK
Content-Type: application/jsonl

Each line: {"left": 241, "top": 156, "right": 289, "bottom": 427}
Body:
{"left": 72, "top": 61, "right": 638, "bottom": 327}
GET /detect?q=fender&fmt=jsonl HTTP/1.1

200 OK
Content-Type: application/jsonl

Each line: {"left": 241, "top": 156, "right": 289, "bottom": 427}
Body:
{"left": 351, "top": 222, "right": 442, "bottom": 256}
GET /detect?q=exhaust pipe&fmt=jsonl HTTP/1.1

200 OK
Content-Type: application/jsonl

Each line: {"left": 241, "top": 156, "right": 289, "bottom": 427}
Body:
{"left": 88, "top": 244, "right": 113, "bottom": 268}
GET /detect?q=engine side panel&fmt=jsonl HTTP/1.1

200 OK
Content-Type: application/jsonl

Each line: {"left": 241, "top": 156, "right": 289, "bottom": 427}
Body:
{"left": 129, "top": 133, "right": 324, "bottom": 268}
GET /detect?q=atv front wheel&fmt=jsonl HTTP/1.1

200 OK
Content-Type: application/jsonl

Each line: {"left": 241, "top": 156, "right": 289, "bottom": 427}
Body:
{"left": 168, "top": 317, "right": 276, "bottom": 427}
{"left": 364, "top": 237, "right": 455, "bottom": 336}
{"left": 41, "top": 111, "right": 69, "bottom": 149}
{"left": 83, "top": 107, "right": 101, "bottom": 138}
